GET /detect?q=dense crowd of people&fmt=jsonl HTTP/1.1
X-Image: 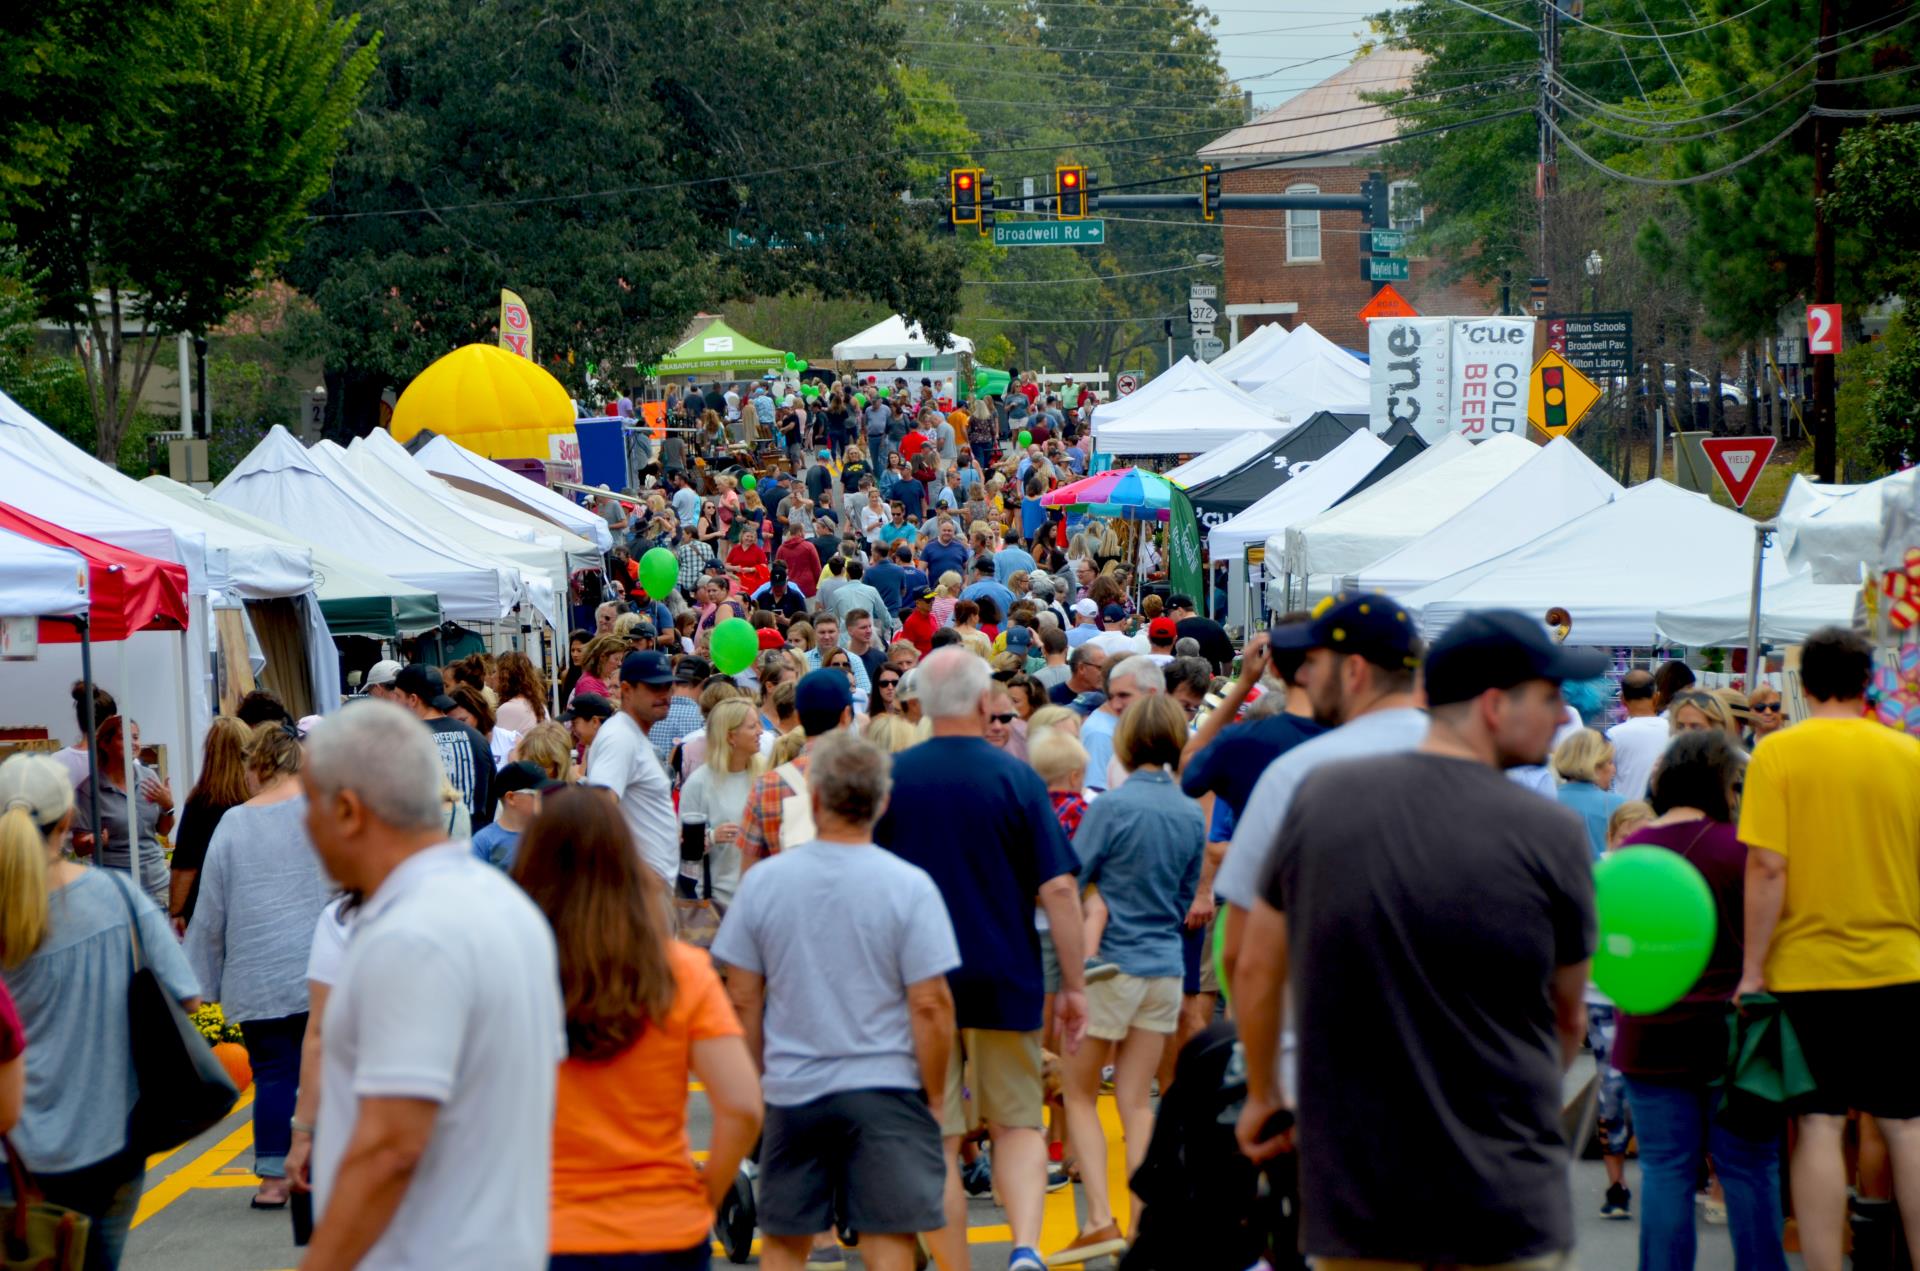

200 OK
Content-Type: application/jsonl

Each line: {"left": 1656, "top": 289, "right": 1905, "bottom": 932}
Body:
{"left": 0, "top": 369, "right": 1914, "bottom": 1271}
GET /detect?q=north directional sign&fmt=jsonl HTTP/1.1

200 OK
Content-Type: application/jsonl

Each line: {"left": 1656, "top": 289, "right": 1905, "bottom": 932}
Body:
{"left": 992, "top": 220, "right": 1106, "bottom": 247}
{"left": 1526, "top": 349, "right": 1602, "bottom": 439}
{"left": 1363, "top": 257, "right": 1410, "bottom": 282}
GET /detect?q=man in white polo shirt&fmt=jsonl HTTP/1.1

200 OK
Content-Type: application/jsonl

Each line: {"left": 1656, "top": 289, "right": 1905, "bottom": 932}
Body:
{"left": 298, "top": 699, "right": 562, "bottom": 1271}
{"left": 584, "top": 650, "right": 679, "bottom": 882}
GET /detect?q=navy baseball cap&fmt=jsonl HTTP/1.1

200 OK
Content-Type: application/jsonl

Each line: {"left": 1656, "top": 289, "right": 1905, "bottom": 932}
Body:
{"left": 795, "top": 668, "right": 853, "bottom": 735}
{"left": 394, "top": 663, "right": 456, "bottom": 712}
{"left": 618, "top": 651, "right": 675, "bottom": 686}
{"left": 560, "top": 693, "right": 614, "bottom": 722}
{"left": 1423, "top": 610, "right": 1611, "bottom": 707}
{"left": 1005, "top": 625, "right": 1035, "bottom": 653}
{"left": 1269, "top": 592, "right": 1422, "bottom": 672}
{"left": 1100, "top": 604, "right": 1128, "bottom": 624}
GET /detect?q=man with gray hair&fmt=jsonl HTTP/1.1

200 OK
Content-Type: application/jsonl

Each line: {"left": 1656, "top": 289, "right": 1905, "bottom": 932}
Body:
{"left": 1081, "top": 655, "right": 1165, "bottom": 793}
{"left": 299, "top": 700, "right": 562, "bottom": 1270}
{"left": 716, "top": 733, "right": 960, "bottom": 1271}
{"left": 872, "top": 648, "right": 1087, "bottom": 1271}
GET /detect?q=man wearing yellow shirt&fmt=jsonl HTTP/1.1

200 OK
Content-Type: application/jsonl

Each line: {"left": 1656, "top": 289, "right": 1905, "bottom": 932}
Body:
{"left": 1738, "top": 626, "right": 1920, "bottom": 1271}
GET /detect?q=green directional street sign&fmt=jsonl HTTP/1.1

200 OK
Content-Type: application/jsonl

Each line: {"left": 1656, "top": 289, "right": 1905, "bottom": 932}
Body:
{"left": 1363, "top": 256, "right": 1410, "bottom": 282}
{"left": 992, "top": 220, "right": 1107, "bottom": 247}
{"left": 1370, "top": 228, "right": 1406, "bottom": 252}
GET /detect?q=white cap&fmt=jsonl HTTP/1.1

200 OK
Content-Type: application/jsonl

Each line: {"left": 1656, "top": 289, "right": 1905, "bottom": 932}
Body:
{"left": 363, "top": 659, "right": 403, "bottom": 690}
{"left": 0, "top": 753, "right": 74, "bottom": 828}
{"left": 1072, "top": 597, "right": 1098, "bottom": 618}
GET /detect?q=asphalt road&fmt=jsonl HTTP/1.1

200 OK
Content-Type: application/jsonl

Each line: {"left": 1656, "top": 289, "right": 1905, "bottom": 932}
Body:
{"left": 124, "top": 1056, "right": 1780, "bottom": 1270}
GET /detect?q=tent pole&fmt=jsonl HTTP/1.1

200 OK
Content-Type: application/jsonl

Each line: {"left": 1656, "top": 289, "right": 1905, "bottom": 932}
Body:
{"left": 77, "top": 618, "right": 103, "bottom": 867}
{"left": 1744, "top": 521, "right": 1772, "bottom": 697}
{"left": 119, "top": 639, "right": 137, "bottom": 882}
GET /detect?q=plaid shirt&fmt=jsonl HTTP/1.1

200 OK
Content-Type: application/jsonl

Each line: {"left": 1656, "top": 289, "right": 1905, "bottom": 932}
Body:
{"left": 675, "top": 540, "right": 714, "bottom": 590}
{"left": 1050, "top": 790, "right": 1088, "bottom": 842}
{"left": 651, "top": 694, "right": 704, "bottom": 767}
{"left": 740, "top": 752, "right": 811, "bottom": 866}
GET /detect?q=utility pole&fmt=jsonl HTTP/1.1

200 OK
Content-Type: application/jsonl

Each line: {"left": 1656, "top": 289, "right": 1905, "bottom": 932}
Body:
{"left": 1810, "top": 0, "right": 1838, "bottom": 483}
{"left": 1538, "top": 0, "right": 1559, "bottom": 280}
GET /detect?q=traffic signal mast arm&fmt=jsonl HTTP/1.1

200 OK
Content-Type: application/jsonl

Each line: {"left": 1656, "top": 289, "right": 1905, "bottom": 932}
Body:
{"left": 951, "top": 167, "right": 1390, "bottom": 222}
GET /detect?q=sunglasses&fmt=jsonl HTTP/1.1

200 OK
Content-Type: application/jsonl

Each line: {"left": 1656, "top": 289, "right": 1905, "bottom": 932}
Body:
{"left": 877, "top": 678, "right": 899, "bottom": 688}
{"left": 988, "top": 712, "right": 1018, "bottom": 724}
{"left": 1752, "top": 702, "right": 1782, "bottom": 713}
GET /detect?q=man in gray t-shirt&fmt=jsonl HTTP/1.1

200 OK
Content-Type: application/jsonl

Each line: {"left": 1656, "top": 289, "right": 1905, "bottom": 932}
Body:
{"left": 714, "top": 733, "right": 959, "bottom": 1269}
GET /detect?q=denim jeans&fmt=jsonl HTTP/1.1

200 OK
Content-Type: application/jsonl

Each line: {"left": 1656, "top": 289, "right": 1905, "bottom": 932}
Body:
{"left": 1622, "top": 1077, "right": 1787, "bottom": 1271}
{"left": 241, "top": 1012, "right": 309, "bottom": 1179}
{"left": 1586, "top": 1005, "right": 1632, "bottom": 1155}
{"left": 14, "top": 1148, "right": 146, "bottom": 1271}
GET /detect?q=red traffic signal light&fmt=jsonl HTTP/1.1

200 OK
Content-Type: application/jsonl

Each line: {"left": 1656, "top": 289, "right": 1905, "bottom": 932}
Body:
{"left": 950, "top": 168, "right": 981, "bottom": 225}
{"left": 1056, "top": 165, "right": 1087, "bottom": 219}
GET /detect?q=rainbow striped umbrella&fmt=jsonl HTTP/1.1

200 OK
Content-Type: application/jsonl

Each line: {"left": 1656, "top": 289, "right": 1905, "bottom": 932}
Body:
{"left": 1040, "top": 467, "right": 1175, "bottom": 521}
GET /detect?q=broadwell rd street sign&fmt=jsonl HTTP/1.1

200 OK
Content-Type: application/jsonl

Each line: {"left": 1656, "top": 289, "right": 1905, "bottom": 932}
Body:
{"left": 1701, "top": 436, "right": 1778, "bottom": 509}
{"left": 992, "top": 221, "right": 1106, "bottom": 247}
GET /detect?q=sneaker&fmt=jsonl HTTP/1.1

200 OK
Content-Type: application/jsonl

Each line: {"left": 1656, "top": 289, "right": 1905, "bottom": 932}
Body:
{"left": 806, "top": 1245, "right": 848, "bottom": 1268}
{"left": 1084, "top": 959, "right": 1121, "bottom": 985}
{"left": 962, "top": 1153, "right": 994, "bottom": 1196}
{"left": 1047, "top": 1167, "right": 1072, "bottom": 1193}
{"left": 1010, "top": 1248, "right": 1046, "bottom": 1271}
{"left": 1601, "top": 1183, "right": 1632, "bottom": 1220}
{"left": 1045, "top": 1223, "right": 1128, "bottom": 1266}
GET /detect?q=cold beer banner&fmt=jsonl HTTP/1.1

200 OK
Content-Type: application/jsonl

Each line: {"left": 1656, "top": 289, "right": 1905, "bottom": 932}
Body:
{"left": 1368, "top": 316, "right": 1534, "bottom": 442}
{"left": 499, "top": 288, "right": 533, "bottom": 359}
{"left": 1448, "top": 316, "right": 1533, "bottom": 439}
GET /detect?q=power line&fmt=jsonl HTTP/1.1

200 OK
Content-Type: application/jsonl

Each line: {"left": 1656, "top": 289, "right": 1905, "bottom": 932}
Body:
{"left": 1554, "top": 0, "right": 1787, "bottom": 42}
{"left": 1544, "top": 104, "right": 1810, "bottom": 186}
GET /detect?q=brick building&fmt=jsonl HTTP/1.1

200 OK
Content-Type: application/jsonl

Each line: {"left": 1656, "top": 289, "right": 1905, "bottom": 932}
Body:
{"left": 1199, "top": 48, "right": 1494, "bottom": 352}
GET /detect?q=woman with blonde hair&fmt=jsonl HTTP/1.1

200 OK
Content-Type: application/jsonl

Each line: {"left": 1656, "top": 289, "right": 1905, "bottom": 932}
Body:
{"left": 1551, "top": 728, "right": 1624, "bottom": 860}
{"left": 785, "top": 620, "right": 816, "bottom": 658}
{"left": 184, "top": 723, "right": 332, "bottom": 1210}
{"left": 678, "top": 699, "right": 762, "bottom": 906}
{"left": 169, "top": 715, "right": 252, "bottom": 932}
{"left": 931, "top": 571, "right": 963, "bottom": 629}
{"left": 862, "top": 713, "right": 920, "bottom": 754}
{"left": 0, "top": 753, "right": 200, "bottom": 1267}
{"left": 513, "top": 721, "right": 577, "bottom": 783}
{"left": 493, "top": 651, "right": 549, "bottom": 732}
{"left": 513, "top": 787, "right": 762, "bottom": 1268}
{"left": 1669, "top": 690, "right": 1743, "bottom": 748}
{"left": 1027, "top": 704, "right": 1082, "bottom": 743}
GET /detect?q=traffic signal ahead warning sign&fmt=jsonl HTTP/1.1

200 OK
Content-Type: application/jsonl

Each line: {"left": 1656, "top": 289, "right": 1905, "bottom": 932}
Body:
{"left": 1526, "top": 350, "right": 1602, "bottom": 439}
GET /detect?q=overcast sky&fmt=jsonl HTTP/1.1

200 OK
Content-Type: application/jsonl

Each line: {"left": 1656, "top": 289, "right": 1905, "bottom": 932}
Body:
{"left": 1203, "top": 0, "right": 1407, "bottom": 115}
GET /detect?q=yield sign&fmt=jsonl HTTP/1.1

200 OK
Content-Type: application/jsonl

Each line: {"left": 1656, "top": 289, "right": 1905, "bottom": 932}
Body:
{"left": 1357, "top": 283, "right": 1419, "bottom": 323}
{"left": 1525, "top": 350, "right": 1602, "bottom": 438}
{"left": 1700, "top": 436, "right": 1778, "bottom": 509}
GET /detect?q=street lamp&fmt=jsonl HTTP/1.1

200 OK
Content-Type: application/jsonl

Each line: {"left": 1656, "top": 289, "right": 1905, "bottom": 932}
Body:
{"left": 1584, "top": 250, "right": 1603, "bottom": 311}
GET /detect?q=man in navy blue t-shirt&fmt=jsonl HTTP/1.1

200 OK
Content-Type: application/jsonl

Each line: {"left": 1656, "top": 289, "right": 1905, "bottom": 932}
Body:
{"left": 920, "top": 518, "right": 971, "bottom": 587}
{"left": 873, "top": 649, "right": 1087, "bottom": 1271}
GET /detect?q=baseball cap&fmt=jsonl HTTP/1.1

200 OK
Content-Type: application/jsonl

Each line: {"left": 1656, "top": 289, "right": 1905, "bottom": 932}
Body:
{"left": 1167, "top": 594, "right": 1197, "bottom": 612}
{"left": 795, "top": 668, "right": 853, "bottom": 735}
{"left": 618, "top": 651, "right": 675, "bottom": 686}
{"left": 1148, "top": 617, "right": 1178, "bottom": 643}
{"left": 393, "top": 664, "right": 456, "bottom": 712}
{"left": 492, "top": 760, "right": 547, "bottom": 802}
{"left": 560, "top": 693, "right": 614, "bottom": 723}
{"left": 757, "top": 627, "right": 786, "bottom": 651}
{"left": 1072, "top": 597, "right": 1099, "bottom": 618}
{"left": 1100, "top": 604, "right": 1128, "bottom": 624}
{"left": 1005, "top": 625, "right": 1036, "bottom": 654}
{"left": 1269, "top": 592, "right": 1423, "bottom": 673}
{"left": 918, "top": 588, "right": 938, "bottom": 603}
{"left": 361, "top": 659, "right": 403, "bottom": 692}
{"left": 673, "top": 656, "right": 713, "bottom": 686}
{"left": 769, "top": 561, "right": 789, "bottom": 582}
{"left": 1422, "top": 609, "right": 1611, "bottom": 708}
{"left": 818, "top": 448, "right": 832, "bottom": 459}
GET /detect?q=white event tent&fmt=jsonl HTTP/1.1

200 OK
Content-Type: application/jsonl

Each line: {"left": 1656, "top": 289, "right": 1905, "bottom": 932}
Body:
{"left": 1207, "top": 322, "right": 1289, "bottom": 378}
{"left": 1779, "top": 469, "right": 1916, "bottom": 583}
{"left": 217, "top": 427, "right": 524, "bottom": 624}
{"left": 1246, "top": 357, "right": 1371, "bottom": 421}
{"left": 1404, "top": 480, "right": 1784, "bottom": 647}
{"left": 1229, "top": 322, "right": 1368, "bottom": 393}
{"left": 1209, "top": 429, "right": 1390, "bottom": 562}
{"left": 415, "top": 434, "right": 613, "bottom": 551}
{"left": 832, "top": 314, "right": 973, "bottom": 362}
{"left": 1655, "top": 571, "right": 1859, "bottom": 648}
{"left": 0, "top": 528, "right": 88, "bottom": 618}
{"left": 1092, "top": 357, "right": 1286, "bottom": 456}
{"left": 1164, "top": 431, "right": 1281, "bottom": 488}
{"left": 1353, "top": 438, "right": 1623, "bottom": 595}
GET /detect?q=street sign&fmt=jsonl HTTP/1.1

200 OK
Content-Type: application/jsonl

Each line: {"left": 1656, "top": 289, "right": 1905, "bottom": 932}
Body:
{"left": 991, "top": 220, "right": 1106, "bottom": 247}
{"left": 1357, "top": 283, "right": 1419, "bottom": 323}
{"left": 1370, "top": 229, "right": 1406, "bottom": 253}
{"left": 1363, "top": 257, "right": 1410, "bottom": 282}
{"left": 1194, "top": 336, "right": 1225, "bottom": 361}
{"left": 1807, "top": 303, "right": 1842, "bottom": 355}
{"left": 1190, "top": 323, "right": 1215, "bottom": 339}
{"left": 1544, "top": 312, "right": 1634, "bottom": 378}
{"left": 1526, "top": 350, "right": 1602, "bottom": 439}
{"left": 1189, "top": 284, "right": 1217, "bottom": 300}
{"left": 1701, "top": 436, "right": 1778, "bottom": 509}
{"left": 1117, "top": 372, "right": 1139, "bottom": 396}
{"left": 1189, "top": 299, "right": 1218, "bottom": 325}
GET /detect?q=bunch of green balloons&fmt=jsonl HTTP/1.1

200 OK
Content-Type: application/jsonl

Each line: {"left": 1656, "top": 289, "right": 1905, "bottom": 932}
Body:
{"left": 781, "top": 352, "right": 810, "bottom": 373}
{"left": 638, "top": 548, "right": 678, "bottom": 601}
{"left": 1591, "top": 846, "right": 1717, "bottom": 1013}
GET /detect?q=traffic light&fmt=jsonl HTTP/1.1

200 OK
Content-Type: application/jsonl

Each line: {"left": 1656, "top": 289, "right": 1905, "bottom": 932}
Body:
{"left": 979, "top": 171, "right": 996, "bottom": 235}
{"left": 1361, "top": 172, "right": 1389, "bottom": 228}
{"left": 950, "top": 168, "right": 980, "bottom": 225}
{"left": 1540, "top": 364, "right": 1568, "bottom": 433}
{"left": 1202, "top": 164, "right": 1221, "bottom": 222}
{"left": 1056, "top": 165, "right": 1087, "bottom": 220}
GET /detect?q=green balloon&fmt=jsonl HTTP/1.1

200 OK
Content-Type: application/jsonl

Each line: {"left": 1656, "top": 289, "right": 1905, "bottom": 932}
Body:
{"left": 797, "top": 358, "right": 809, "bottom": 372}
{"left": 1213, "top": 908, "right": 1232, "bottom": 1009}
{"left": 742, "top": 473, "right": 757, "bottom": 490}
{"left": 801, "top": 383, "right": 821, "bottom": 399}
{"left": 879, "top": 385, "right": 891, "bottom": 398}
{"left": 1592, "top": 846, "right": 1717, "bottom": 1014}
{"left": 710, "top": 617, "right": 759, "bottom": 675}
{"left": 855, "top": 393, "right": 867, "bottom": 408}
{"left": 638, "top": 547, "right": 678, "bottom": 601}
{"left": 1017, "top": 430, "right": 1033, "bottom": 448}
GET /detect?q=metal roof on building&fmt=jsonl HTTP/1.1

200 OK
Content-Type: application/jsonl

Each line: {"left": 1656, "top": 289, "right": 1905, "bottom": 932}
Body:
{"left": 1199, "top": 49, "right": 1423, "bottom": 162}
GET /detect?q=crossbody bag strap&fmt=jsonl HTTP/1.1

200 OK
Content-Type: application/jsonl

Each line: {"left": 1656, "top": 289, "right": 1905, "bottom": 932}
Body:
{"left": 100, "top": 867, "right": 147, "bottom": 975}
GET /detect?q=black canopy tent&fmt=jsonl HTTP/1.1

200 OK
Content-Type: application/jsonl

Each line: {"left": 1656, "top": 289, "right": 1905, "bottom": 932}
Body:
{"left": 1185, "top": 412, "right": 1368, "bottom": 528}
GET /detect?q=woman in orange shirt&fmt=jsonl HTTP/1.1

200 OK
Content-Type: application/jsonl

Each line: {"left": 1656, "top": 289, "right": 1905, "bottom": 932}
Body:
{"left": 514, "top": 786, "right": 764, "bottom": 1270}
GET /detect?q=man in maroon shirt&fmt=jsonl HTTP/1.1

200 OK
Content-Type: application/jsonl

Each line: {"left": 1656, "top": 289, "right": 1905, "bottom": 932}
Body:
{"left": 774, "top": 519, "right": 823, "bottom": 597}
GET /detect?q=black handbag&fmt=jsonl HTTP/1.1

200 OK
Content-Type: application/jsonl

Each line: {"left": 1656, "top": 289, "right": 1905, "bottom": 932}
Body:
{"left": 0, "top": 1135, "right": 88, "bottom": 1271}
{"left": 102, "top": 870, "right": 240, "bottom": 1155}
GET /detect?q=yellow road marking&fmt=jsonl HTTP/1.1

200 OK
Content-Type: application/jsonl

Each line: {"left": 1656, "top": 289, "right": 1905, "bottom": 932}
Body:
{"left": 132, "top": 1118, "right": 255, "bottom": 1227}
{"left": 194, "top": 1174, "right": 272, "bottom": 1189}
{"left": 143, "top": 1088, "right": 253, "bottom": 1173}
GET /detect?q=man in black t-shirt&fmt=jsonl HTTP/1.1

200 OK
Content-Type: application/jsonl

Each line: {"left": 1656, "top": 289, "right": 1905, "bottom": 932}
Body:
{"left": 1166, "top": 593, "right": 1235, "bottom": 673}
{"left": 392, "top": 663, "right": 497, "bottom": 830}
{"left": 1233, "top": 611, "right": 1603, "bottom": 1268}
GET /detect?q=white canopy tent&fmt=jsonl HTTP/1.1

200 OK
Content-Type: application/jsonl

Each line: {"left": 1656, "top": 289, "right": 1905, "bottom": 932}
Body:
{"left": 414, "top": 434, "right": 614, "bottom": 551}
{"left": 1282, "top": 433, "right": 1541, "bottom": 580}
{"left": 1779, "top": 469, "right": 1917, "bottom": 583}
{"left": 0, "top": 528, "right": 87, "bottom": 618}
{"left": 1353, "top": 438, "right": 1623, "bottom": 595}
{"left": 1209, "top": 429, "right": 1390, "bottom": 562}
{"left": 1228, "top": 322, "right": 1368, "bottom": 391}
{"left": 1245, "top": 356, "right": 1371, "bottom": 421}
{"left": 1208, "top": 321, "right": 1289, "bottom": 377}
{"left": 831, "top": 314, "right": 974, "bottom": 362}
{"left": 217, "top": 427, "right": 524, "bottom": 624}
{"left": 1404, "top": 480, "right": 1784, "bottom": 647}
{"left": 1092, "top": 358, "right": 1287, "bottom": 457}
{"left": 1164, "top": 431, "right": 1281, "bottom": 488}
{"left": 1655, "top": 571, "right": 1859, "bottom": 648}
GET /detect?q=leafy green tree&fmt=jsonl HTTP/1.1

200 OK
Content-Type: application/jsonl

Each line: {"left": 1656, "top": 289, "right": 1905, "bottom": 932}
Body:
{"left": 9, "top": 0, "right": 376, "bottom": 461}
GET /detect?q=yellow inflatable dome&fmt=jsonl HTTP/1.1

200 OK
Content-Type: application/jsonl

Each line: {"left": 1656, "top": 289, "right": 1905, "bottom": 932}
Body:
{"left": 388, "top": 344, "right": 575, "bottom": 460}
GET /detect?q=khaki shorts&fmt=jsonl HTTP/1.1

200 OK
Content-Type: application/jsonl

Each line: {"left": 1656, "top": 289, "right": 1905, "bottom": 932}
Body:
{"left": 1088, "top": 974, "right": 1182, "bottom": 1041}
{"left": 941, "top": 1029, "right": 1045, "bottom": 1137}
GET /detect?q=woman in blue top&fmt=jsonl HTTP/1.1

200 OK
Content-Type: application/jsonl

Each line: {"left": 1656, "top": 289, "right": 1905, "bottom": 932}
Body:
{"left": 1552, "top": 728, "right": 1623, "bottom": 859}
{"left": 1050, "top": 695, "right": 1204, "bottom": 1266}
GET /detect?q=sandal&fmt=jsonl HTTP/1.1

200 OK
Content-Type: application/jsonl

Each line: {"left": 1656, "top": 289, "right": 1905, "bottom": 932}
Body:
{"left": 250, "top": 1179, "right": 291, "bottom": 1210}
